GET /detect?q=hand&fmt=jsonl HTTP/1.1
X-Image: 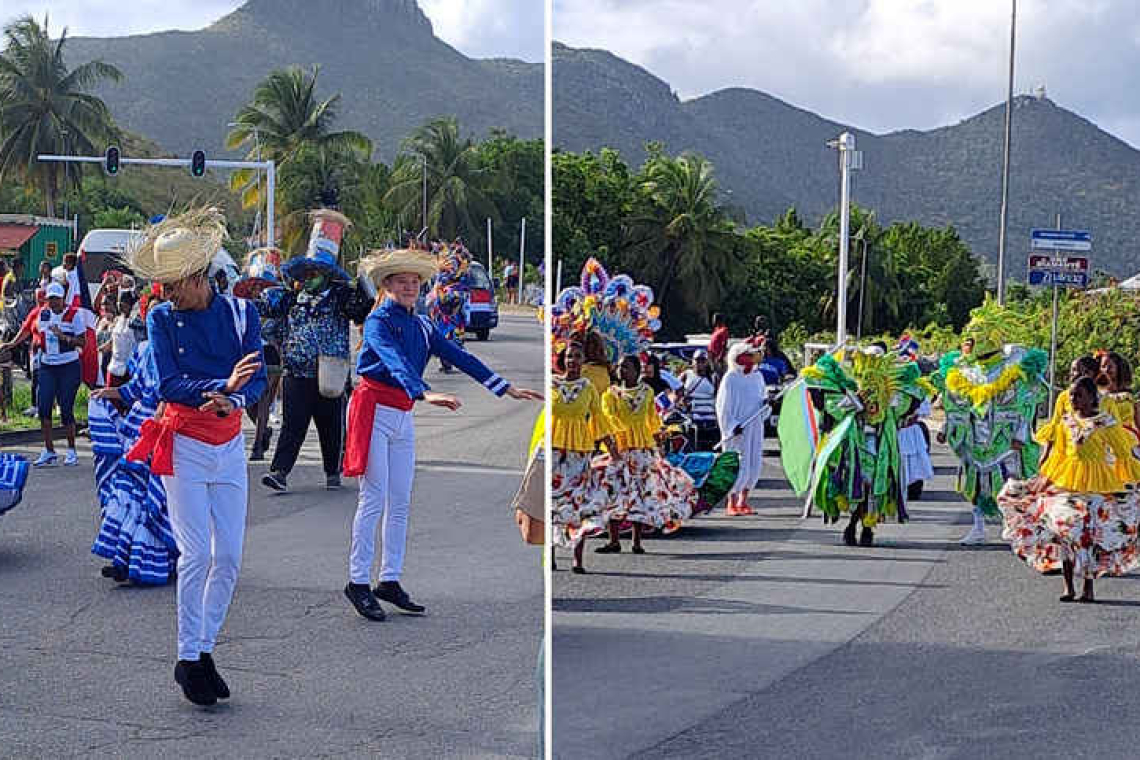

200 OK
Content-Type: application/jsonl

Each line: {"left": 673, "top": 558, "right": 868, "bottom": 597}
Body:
{"left": 424, "top": 391, "right": 462, "bottom": 411}
{"left": 506, "top": 386, "right": 544, "bottom": 401}
{"left": 49, "top": 325, "right": 62, "bottom": 336}
{"left": 936, "top": 430, "right": 947, "bottom": 444}
{"left": 91, "top": 387, "right": 121, "bottom": 401}
{"left": 1027, "top": 475, "right": 1049, "bottom": 493}
{"left": 224, "top": 352, "right": 262, "bottom": 393}
{"left": 199, "top": 392, "right": 235, "bottom": 417}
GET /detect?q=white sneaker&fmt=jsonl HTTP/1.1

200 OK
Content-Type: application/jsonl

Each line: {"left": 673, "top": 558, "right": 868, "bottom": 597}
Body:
{"left": 63, "top": 449, "right": 79, "bottom": 466}
{"left": 959, "top": 526, "right": 986, "bottom": 545}
{"left": 33, "top": 450, "right": 58, "bottom": 468}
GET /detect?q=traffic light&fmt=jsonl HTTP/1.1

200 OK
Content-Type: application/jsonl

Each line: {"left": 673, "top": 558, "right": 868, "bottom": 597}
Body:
{"left": 104, "top": 145, "right": 120, "bottom": 176}
{"left": 190, "top": 149, "right": 206, "bottom": 177}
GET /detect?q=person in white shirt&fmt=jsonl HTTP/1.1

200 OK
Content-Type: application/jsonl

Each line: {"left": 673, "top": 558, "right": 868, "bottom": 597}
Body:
{"left": 32, "top": 283, "right": 86, "bottom": 466}
{"left": 106, "top": 290, "right": 138, "bottom": 385}
{"left": 677, "top": 350, "right": 719, "bottom": 450}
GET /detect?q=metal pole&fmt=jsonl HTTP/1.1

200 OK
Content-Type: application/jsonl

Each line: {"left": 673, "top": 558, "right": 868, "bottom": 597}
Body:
{"left": 856, "top": 237, "right": 868, "bottom": 340}
{"left": 997, "top": 0, "right": 1016, "bottom": 304}
{"left": 266, "top": 161, "right": 276, "bottom": 247}
{"left": 486, "top": 217, "right": 493, "bottom": 275}
{"left": 1047, "top": 212, "right": 1061, "bottom": 413}
{"left": 556, "top": 259, "right": 563, "bottom": 294}
{"left": 836, "top": 132, "right": 854, "bottom": 346}
{"left": 421, "top": 153, "right": 428, "bottom": 235}
{"left": 517, "top": 217, "right": 526, "bottom": 305}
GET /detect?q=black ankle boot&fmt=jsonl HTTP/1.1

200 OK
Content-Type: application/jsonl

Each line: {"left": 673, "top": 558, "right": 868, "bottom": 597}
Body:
{"left": 174, "top": 659, "right": 217, "bottom": 706}
{"left": 860, "top": 526, "right": 874, "bottom": 547}
{"left": 199, "top": 652, "right": 230, "bottom": 699}
{"left": 843, "top": 520, "right": 858, "bottom": 546}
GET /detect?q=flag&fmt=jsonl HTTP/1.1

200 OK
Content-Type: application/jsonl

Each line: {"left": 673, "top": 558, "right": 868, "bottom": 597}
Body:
{"left": 73, "top": 255, "right": 99, "bottom": 387}
{"left": 777, "top": 379, "right": 820, "bottom": 495}
{"left": 655, "top": 391, "right": 674, "bottom": 416}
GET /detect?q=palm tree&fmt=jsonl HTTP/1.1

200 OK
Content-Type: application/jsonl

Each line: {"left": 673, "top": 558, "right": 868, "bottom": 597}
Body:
{"left": 624, "top": 152, "right": 739, "bottom": 319}
{"left": 225, "top": 65, "right": 371, "bottom": 209}
{"left": 0, "top": 15, "right": 122, "bottom": 216}
{"left": 383, "top": 117, "right": 498, "bottom": 244}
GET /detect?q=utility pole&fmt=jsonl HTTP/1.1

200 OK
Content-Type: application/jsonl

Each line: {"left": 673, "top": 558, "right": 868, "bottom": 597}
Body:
{"left": 997, "top": 0, "right": 1017, "bottom": 304}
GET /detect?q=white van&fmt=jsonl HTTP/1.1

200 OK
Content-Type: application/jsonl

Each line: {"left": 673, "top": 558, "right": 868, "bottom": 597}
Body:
{"left": 77, "top": 229, "right": 143, "bottom": 291}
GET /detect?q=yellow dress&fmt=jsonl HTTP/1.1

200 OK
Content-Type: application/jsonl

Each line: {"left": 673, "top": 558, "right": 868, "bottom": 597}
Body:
{"left": 602, "top": 383, "right": 662, "bottom": 451}
{"left": 552, "top": 376, "right": 611, "bottom": 453}
{"left": 582, "top": 363, "right": 611, "bottom": 395}
{"left": 1034, "top": 390, "right": 1071, "bottom": 449}
{"left": 1038, "top": 412, "right": 1140, "bottom": 493}
{"left": 1101, "top": 390, "right": 1138, "bottom": 436}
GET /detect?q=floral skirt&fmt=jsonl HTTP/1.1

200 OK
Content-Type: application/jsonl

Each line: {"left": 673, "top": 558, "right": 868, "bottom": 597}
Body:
{"left": 594, "top": 449, "right": 697, "bottom": 529}
{"left": 998, "top": 480, "right": 1140, "bottom": 579}
{"left": 551, "top": 450, "right": 605, "bottom": 548}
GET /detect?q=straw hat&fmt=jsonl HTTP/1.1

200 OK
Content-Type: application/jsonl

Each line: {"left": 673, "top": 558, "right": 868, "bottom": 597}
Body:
{"left": 125, "top": 207, "right": 228, "bottom": 284}
{"left": 359, "top": 247, "right": 438, "bottom": 289}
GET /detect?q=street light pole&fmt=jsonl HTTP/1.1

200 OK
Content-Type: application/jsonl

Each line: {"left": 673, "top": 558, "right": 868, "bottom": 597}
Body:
{"left": 997, "top": 0, "right": 1017, "bottom": 304}
{"left": 829, "top": 132, "right": 856, "bottom": 347}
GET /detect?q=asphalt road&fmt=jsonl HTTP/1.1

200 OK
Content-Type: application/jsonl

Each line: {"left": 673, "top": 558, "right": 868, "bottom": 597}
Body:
{"left": 0, "top": 312, "right": 543, "bottom": 759}
{"left": 553, "top": 439, "right": 1140, "bottom": 759}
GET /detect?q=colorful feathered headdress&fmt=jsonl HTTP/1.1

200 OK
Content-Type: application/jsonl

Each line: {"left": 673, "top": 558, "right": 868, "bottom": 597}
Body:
{"left": 550, "top": 257, "right": 661, "bottom": 362}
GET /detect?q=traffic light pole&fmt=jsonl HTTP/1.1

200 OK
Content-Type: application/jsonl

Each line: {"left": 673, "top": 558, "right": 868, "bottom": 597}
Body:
{"left": 37, "top": 154, "right": 277, "bottom": 246}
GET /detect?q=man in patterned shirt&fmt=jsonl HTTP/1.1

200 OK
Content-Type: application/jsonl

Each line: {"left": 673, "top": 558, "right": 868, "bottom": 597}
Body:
{"left": 258, "top": 213, "right": 370, "bottom": 492}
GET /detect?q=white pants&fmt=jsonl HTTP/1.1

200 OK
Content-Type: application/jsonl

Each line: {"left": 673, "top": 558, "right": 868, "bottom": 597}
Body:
{"left": 349, "top": 405, "right": 416, "bottom": 584}
{"left": 163, "top": 433, "right": 248, "bottom": 662}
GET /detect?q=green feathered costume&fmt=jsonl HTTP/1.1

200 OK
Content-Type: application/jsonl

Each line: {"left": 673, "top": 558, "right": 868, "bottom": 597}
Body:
{"left": 930, "top": 346, "right": 1048, "bottom": 517}
{"left": 796, "top": 349, "right": 930, "bottom": 528}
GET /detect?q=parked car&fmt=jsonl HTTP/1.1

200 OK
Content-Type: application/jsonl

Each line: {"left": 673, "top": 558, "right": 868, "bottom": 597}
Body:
{"left": 465, "top": 261, "right": 499, "bottom": 341}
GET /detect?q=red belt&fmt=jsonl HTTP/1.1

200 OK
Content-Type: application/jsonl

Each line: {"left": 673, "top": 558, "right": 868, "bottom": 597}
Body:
{"left": 343, "top": 377, "right": 413, "bottom": 477}
{"left": 127, "top": 402, "right": 242, "bottom": 476}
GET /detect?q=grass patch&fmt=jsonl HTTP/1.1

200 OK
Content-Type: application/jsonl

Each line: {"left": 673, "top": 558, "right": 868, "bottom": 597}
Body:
{"left": 0, "top": 376, "right": 89, "bottom": 434}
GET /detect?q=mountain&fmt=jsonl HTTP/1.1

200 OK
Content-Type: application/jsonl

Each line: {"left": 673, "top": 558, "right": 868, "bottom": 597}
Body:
{"left": 62, "top": 0, "right": 542, "bottom": 160}
{"left": 553, "top": 42, "right": 1140, "bottom": 280}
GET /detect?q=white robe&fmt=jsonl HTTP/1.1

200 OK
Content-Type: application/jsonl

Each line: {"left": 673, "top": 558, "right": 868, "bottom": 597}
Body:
{"left": 898, "top": 399, "right": 934, "bottom": 485}
{"left": 716, "top": 367, "right": 769, "bottom": 494}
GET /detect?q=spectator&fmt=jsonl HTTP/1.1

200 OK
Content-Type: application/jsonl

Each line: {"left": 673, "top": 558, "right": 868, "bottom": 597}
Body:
{"left": 758, "top": 340, "right": 794, "bottom": 387}
{"left": 95, "top": 298, "right": 117, "bottom": 381}
{"left": 707, "top": 313, "right": 729, "bottom": 376}
{"left": 6, "top": 258, "right": 24, "bottom": 297}
{"left": 31, "top": 282, "right": 85, "bottom": 466}
{"left": 504, "top": 262, "right": 519, "bottom": 303}
{"left": 0, "top": 288, "right": 47, "bottom": 416}
{"left": 677, "top": 350, "right": 719, "bottom": 449}
{"left": 105, "top": 290, "right": 138, "bottom": 386}
{"left": 37, "top": 260, "right": 52, "bottom": 290}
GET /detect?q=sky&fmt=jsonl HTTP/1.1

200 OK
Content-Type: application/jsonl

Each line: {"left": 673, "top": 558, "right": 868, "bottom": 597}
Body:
{"left": 554, "top": 0, "right": 1140, "bottom": 148}
{"left": 2, "top": 0, "right": 544, "bottom": 62}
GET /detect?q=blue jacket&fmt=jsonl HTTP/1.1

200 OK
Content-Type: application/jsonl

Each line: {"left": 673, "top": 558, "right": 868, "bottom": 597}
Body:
{"left": 147, "top": 294, "right": 267, "bottom": 409}
{"left": 356, "top": 298, "right": 509, "bottom": 399}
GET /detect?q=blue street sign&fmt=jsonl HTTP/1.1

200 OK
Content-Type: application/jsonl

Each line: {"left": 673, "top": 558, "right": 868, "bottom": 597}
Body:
{"left": 1028, "top": 270, "right": 1088, "bottom": 288}
{"left": 1030, "top": 229, "right": 1092, "bottom": 251}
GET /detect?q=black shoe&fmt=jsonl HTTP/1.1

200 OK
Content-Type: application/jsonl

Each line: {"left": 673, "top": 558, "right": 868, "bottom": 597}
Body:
{"left": 249, "top": 446, "right": 265, "bottom": 462}
{"left": 326, "top": 474, "right": 342, "bottom": 490}
{"left": 843, "top": 521, "right": 858, "bottom": 546}
{"left": 373, "top": 581, "right": 426, "bottom": 615}
{"left": 344, "top": 583, "right": 386, "bottom": 621}
{"left": 860, "top": 527, "right": 874, "bottom": 547}
{"left": 571, "top": 566, "right": 586, "bottom": 575}
{"left": 631, "top": 545, "right": 646, "bottom": 555}
{"left": 261, "top": 471, "right": 287, "bottom": 492}
{"left": 199, "top": 652, "right": 230, "bottom": 700}
{"left": 174, "top": 659, "right": 217, "bottom": 706}
{"left": 594, "top": 542, "right": 621, "bottom": 554}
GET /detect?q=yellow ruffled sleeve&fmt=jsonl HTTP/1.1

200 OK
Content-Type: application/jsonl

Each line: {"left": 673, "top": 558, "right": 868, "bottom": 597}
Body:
{"left": 587, "top": 385, "right": 614, "bottom": 443}
{"left": 1034, "top": 390, "right": 1070, "bottom": 447}
{"left": 1106, "top": 423, "right": 1140, "bottom": 486}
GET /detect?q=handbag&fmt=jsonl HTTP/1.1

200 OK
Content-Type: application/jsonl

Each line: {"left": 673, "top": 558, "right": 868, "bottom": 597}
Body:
{"left": 512, "top": 448, "right": 545, "bottom": 545}
{"left": 318, "top": 354, "right": 350, "bottom": 398}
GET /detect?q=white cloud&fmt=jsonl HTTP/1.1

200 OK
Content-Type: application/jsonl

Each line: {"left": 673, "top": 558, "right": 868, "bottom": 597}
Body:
{"left": 554, "top": 0, "right": 1140, "bottom": 146}
{"left": 1, "top": 1, "right": 541, "bottom": 60}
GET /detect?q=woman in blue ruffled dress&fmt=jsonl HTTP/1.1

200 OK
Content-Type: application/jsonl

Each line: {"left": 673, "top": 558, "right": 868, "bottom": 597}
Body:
{"left": 87, "top": 339, "right": 178, "bottom": 585}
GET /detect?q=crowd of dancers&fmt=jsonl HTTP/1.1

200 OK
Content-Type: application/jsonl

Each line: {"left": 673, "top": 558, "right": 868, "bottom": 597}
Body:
{"left": 550, "top": 260, "right": 1140, "bottom": 607}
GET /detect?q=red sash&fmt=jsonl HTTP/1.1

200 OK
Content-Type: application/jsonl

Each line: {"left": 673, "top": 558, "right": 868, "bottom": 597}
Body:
{"left": 343, "top": 377, "right": 414, "bottom": 477}
{"left": 127, "top": 402, "right": 243, "bottom": 476}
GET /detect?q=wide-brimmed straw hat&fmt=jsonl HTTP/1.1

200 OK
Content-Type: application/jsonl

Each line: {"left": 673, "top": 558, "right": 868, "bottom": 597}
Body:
{"left": 359, "top": 247, "right": 438, "bottom": 289}
{"left": 126, "top": 207, "right": 228, "bottom": 284}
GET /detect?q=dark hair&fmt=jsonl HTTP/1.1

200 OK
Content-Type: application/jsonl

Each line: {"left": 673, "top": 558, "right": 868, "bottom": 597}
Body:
{"left": 117, "top": 290, "right": 137, "bottom": 308}
{"left": 643, "top": 353, "right": 661, "bottom": 376}
{"left": 1104, "top": 351, "right": 1133, "bottom": 390}
{"left": 1076, "top": 355, "right": 1100, "bottom": 378}
{"left": 712, "top": 313, "right": 726, "bottom": 327}
{"left": 1071, "top": 376, "right": 1100, "bottom": 410}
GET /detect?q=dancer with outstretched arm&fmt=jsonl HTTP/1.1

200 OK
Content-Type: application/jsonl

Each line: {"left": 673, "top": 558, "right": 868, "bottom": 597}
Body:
{"left": 341, "top": 246, "right": 542, "bottom": 621}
